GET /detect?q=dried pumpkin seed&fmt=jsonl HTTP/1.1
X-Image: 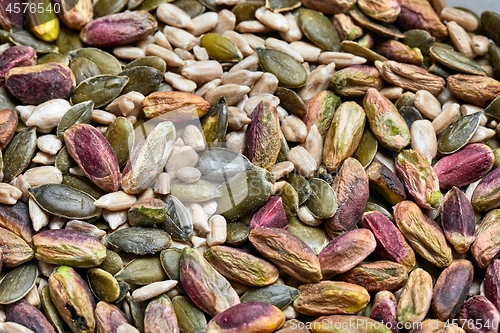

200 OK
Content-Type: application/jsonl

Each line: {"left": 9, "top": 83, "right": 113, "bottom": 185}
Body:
{"left": 71, "top": 75, "right": 129, "bottom": 108}
{"left": 0, "top": 262, "right": 37, "bottom": 304}
{"left": 437, "top": 112, "right": 482, "bottom": 155}
{"left": 56, "top": 100, "right": 94, "bottom": 140}
{"left": 298, "top": 8, "right": 341, "bottom": 51}
{"left": 257, "top": 48, "right": 308, "bottom": 88}
{"left": 106, "top": 227, "right": 172, "bottom": 255}
{"left": 2, "top": 127, "right": 37, "bottom": 182}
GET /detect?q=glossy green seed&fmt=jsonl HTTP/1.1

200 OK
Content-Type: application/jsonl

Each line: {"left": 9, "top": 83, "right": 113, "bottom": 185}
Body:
{"left": 71, "top": 75, "right": 129, "bottom": 108}
{"left": 437, "top": 112, "right": 482, "bottom": 155}
{"left": 257, "top": 48, "right": 308, "bottom": 88}
{"left": 2, "top": 127, "right": 37, "bottom": 182}
{"left": 115, "top": 256, "right": 168, "bottom": 285}
{"left": 0, "top": 262, "right": 37, "bottom": 304}
{"left": 200, "top": 33, "right": 243, "bottom": 63}
{"left": 57, "top": 100, "right": 94, "bottom": 140}
{"left": 299, "top": 8, "right": 341, "bottom": 51}
{"left": 87, "top": 268, "right": 120, "bottom": 303}
{"left": 305, "top": 178, "right": 337, "bottom": 219}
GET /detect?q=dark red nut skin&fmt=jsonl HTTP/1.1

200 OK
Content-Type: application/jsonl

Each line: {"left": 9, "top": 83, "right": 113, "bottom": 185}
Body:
{"left": 434, "top": 143, "right": 494, "bottom": 190}
{"left": 0, "top": 45, "right": 36, "bottom": 87}
{"left": 458, "top": 295, "right": 500, "bottom": 333}
{"left": 371, "top": 291, "right": 400, "bottom": 333}
{"left": 249, "top": 196, "right": 288, "bottom": 230}
{"left": 5, "top": 299, "right": 56, "bottom": 333}
{"left": 485, "top": 260, "right": 500, "bottom": 312}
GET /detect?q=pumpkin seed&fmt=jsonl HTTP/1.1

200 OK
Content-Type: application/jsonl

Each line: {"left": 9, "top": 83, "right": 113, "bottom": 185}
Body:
{"left": 225, "top": 221, "right": 249, "bottom": 246}
{"left": 71, "top": 75, "right": 129, "bottom": 108}
{"left": 349, "top": 5, "right": 405, "bottom": 39}
{"left": 0, "top": 262, "right": 37, "bottom": 304}
{"left": 70, "top": 57, "right": 102, "bottom": 86}
{"left": 2, "top": 127, "right": 37, "bottom": 182}
{"left": 485, "top": 95, "right": 500, "bottom": 120}
{"left": 266, "top": 0, "right": 300, "bottom": 12}
{"left": 123, "top": 56, "right": 167, "bottom": 74}
{"left": 126, "top": 295, "right": 145, "bottom": 333}
{"left": 274, "top": 87, "right": 306, "bottom": 118}
{"left": 287, "top": 172, "right": 311, "bottom": 205}
{"left": 160, "top": 248, "right": 182, "bottom": 282}
{"left": 232, "top": 1, "right": 263, "bottom": 22}
{"left": 200, "top": 33, "right": 243, "bottom": 63}
{"left": 298, "top": 8, "right": 341, "bottom": 51}
{"left": 93, "top": 0, "right": 128, "bottom": 17}
{"left": 174, "top": 0, "right": 206, "bottom": 18}
{"left": 170, "top": 179, "right": 222, "bottom": 202}
{"left": 37, "top": 52, "right": 70, "bottom": 65}
{"left": 28, "top": 184, "right": 101, "bottom": 219}
{"left": 278, "top": 182, "right": 299, "bottom": 217}
{"left": 305, "top": 178, "right": 337, "bottom": 219}
{"left": 403, "top": 29, "right": 435, "bottom": 56}
{"left": 430, "top": 44, "right": 488, "bottom": 76}
{"left": 115, "top": 256, "right": 168, "bottom": 285}
{"left": 482, "top": 10, "right": 500, "bottom": 47}
{"left": 10, "top": 30, "right": 57, "bottom": 53}
{"left": 240, "top": 284, "right": 299, "bottom": 309}
{"left": 489, "top": 42, "right": 500, "bottom": 77}
{"left": 399, "top": 106, "right": 424, "bottom": 129}
{"left": 287, "top": 215, "right": 328, "bottom": 254}
{"left": 161, "top": 195, "right": 193, "bottom": 241}
{"left": 115, "top": 281, "right": 131, "bottom": 304}
{"left": 437, "top": 112, "right": 482, "bottom": 155}
{"left": 0, "top": 88, "right": 17, "bottom": 110}
{"left": 87, "top": 268, "right": 120, "bottom": 303}
{"left": 119, "top": 66, "right": 164, "bottom": 96}
{"left": 105, "top": 117, "right": 135, "bottom": 167}
{"left": 54, "top": 146, "right": 77, "bottom": 173}
{"left": 342, "top": 40, "right": 388, "bottom": 63}
{"left": 69, "top": 48, "right": 122, "bottom": 75}
{"left": 196, "top": 147, "right": 252, "bottom": 180}
{"left": 62, "top": 174, "right": 105, "bottom": 199}
{"left": 57, "top": 100, "right": 94, "bottom": 140}
{"left": 40, "top": 286, "right": 66, "bottom": 333}
{"left": 107, "top": 227, "right": 172, "bottom": 255}
{"left": 198, "top": 0, "right": 227, "bottom": 12}
{"left": 201, "top": 97, "right": 229, "bottom": 146}
{"left": 139, "top": 0, "right": 174, "bottom": 11}
{"left": 172, "top": 296, "right": 207, "bottom": 333}
{"left": 56, "top": 25, "right": 83, "bottom": 54}
{"left": 354, "top": 127, "right": 378, "bottom": 168}
{"left": 99, "top": 249, "right": 123, "bottom": 275}
{"left": 257, "top": 48, "right": 308, "bottom": 88}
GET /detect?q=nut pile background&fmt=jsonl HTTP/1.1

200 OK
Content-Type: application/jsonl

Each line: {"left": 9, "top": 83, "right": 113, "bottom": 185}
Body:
{"left": 1, "top": 0, "right": 500, "bottom": 332}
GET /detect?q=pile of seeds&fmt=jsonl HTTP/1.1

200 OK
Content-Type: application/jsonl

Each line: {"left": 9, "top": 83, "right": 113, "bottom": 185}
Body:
{"left": 2, "top": 0, "right": 500, "bottom": 332}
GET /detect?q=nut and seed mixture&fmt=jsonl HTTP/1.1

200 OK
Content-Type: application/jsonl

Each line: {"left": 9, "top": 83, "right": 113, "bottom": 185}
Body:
{"left": 1, "top": 0, "right": 500, "bottom": 332}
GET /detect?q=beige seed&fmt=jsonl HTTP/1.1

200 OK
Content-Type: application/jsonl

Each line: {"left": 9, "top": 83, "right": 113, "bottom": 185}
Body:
{"left": 176, "top": 167, "right": 201, "bottom": 183}
{"left": 193, "top": 45, "right": 209, "bottom": 61}
{"left": 195, "top": 79, "right": 221, "bottom": 98}
{"left": 112, "top": 46, "right": 146, "bottom": 60}
{"left": 242, "top": 34, "right": 266, "bottom": 52}
{"left": 433, "top": 103, "right": 461, "bottom": 135}
{"left": 290, "top": 41, "right": 322, "bottom": 62}
{"left": 37, "top": 134, "right": 62, "bottom": 155}
{"left": 166, "top": 146, "right": 199, "bottom": 176}
{"left": 414, "top": 90, "right": 442, "bottom": 120}
{"left": 276, "top": 105, "right": 289, "bottom": 122}
{"left": 206, "top": 215, "right": 227, "bottom": 247}
{"left": 94, "top": 191, "right": 137, "bottom": 211}
{"left": 270, "top": 161, "right": 295, "bottom": 181}
{"left": 0, "top": 183, "right": 22, "bottom": 205}
{"left": 163, "top": 26, "right": 197, "bottom": 50}
{"left": 134, "top": 35, "right": 155, "bottom": 49}
{"left": 318, "top": 51, "right": 366, "bottom": 69}
{"left": 265, "top": 37, "right": 303, "bottom": 62}
{"left": 272, "top": 180, "right": 287, "bottom": 195}
{"left": 225, "top": 129, "right": 246, "bottom": 154}
{"left": 221, "top": 69, "right": 263, "bottom": 86}
{"left": 303, "top": 124, "right": 323, "bottom": 166}
{"left": 287, "top": 146, "right": 318, "bottom": 178}
{"left": 201, "top": 199, "right": 218, "bottom": 218}
{"left": 440, "top": 7, "right": 478, "bottom": 31}
{"left": 117, "top": 323, "right": 141, "bottom": 333}
{"left": 145, "top": 44, "right": 184, "bottom": 67}
{"left": 236, "top": 20, "right": 274, "bottom": 34}
{"left": 174, "top": 48, "right": 195, "bottom": 61}
{"left": 223, "top": 30, "right": 254, "bottom": 57}
{"left": 447, "top": 21, "right": 476, "bottom": 58}
{"left": 29, "top": 197, "right": 50, "bottom": 232}
{"left": 48, "top": 215, "right": 66, "bottom": 230}
{"left": 154, "top": 172, "right": 171, "bottom": 195}
{"left": 182, "top": 124, "right": 206, "bottom": 152}
{"left": 213, "top": 9, "right": 237, "bottom": 34}
{"left": 132, "top": 280, "right": 178, "bottom": 302}
{"left": 465, "top": 179, "right": 481, "bottom": 202}
{"left": 436, "top": 87, "right": 454, "bottom": 104}
{"left": 16, "top": 105, "right": 34, "bottom": 125}
{"left": 243, "top": 93, "right": 280, "bottom": 116}
{"left": 250, "top": 72, "right": 279, "bottom": 97}
{"left": 411, "top": 120, "right": 437, "bottom": 163}
{"left": 24, "top": 166, "right": 62, "bottom": 187}
{"left": 282, "top": 115, "right": 308, "bottom": 143}
{"left": 190, "top": 235, "right": 207, "bottom": 248}
{"left": 283, "top": 305, "right": 299, "bottom": 320}
{"left": 170, "top": 240, "right": 192, "bottom": 250}
{"left": 106, "top": 91, "right": 145, "bottom": 118}
{"left": 204, "top": 84, "right": 251, "bottom": 106}
{"left": 188, "top": 12, "right": 219, "bottom": 36}
{"left": 156, "top": 3, "right": 193, "bottom": 29}
{"left": 280, "top": 12, "right": 303, "bottom": 42}
{"left": 298, "top": 205, "right": 322, "bottom": 227}
{"left": 297, "top": 63, "right": 335, "bottom": 102}
{"left": 188, "top": 203, "right": 210, "bottom": 233}
{"left": 65, "top": 220, "right": 106, "bottom": 239}
{"left": 25, "top": 99, "right": 71, "bottom": 133}
{"left": 9, "top": 174, "right": 30, "bottom": 204}
{"left": 375, "top": 152, "right": 396, "bottom": 174}
{"left": 460, "top": 105, "right": 487, "bottom": 126}
{"left": 228, "top": 106, "right": 251, "bottom": 131}
{"left": 380, "top": 87, "right": 404, "bottom": 100}
{"left": 32, "top": 152, "right": 56, "bottom": 165}
{"left": 470, "top": 126, "right": 496, "bottom": 143}
{"left": 154, "top": 31, "right": 173, "bottom": 50}
{"left": 164, "top": 72, "right": 197, "bottom": 92}
{"left": 471, "top": 35, "right": 490, "bottom": 56}
{"left": 229, "top": 54, "right": 260, "bottom": 73}
{"left": 0, "top": 322, "right": 36, "bottom": 333}
{"left": 92, "top": 109, "right": 117, "bottom": 125}
{"left": 255, "top": 6, "right": 289, "bottom": 32}
{"left": 103, "top": 209, "right": 128, "bottom": 230}
{"left": 24, "top": 284, "right": 40, "bottom": 307}
{"left": 137, "top": 188, "right": 155, "bottom": 201}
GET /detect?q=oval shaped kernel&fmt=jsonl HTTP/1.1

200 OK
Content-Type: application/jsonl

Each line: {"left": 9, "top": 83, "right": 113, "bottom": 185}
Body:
{"left": 200, "top": 33, "right": 243, "bottom": 63}
{"left": 70, "top": 47, "right": 122, "bottom": 75}
{"left": 240, "top": 285, "right": 299, "bottom": 310}
{"left": 0, "top": 262, "right": 37, "bottom": 305}
{"left": 71, "top": 75, "right": 129, "bottom": 108}
{"left": 437, "top": 112, "right": 482, "bottom": 155}
{"left": 257, "top": 48, "right": 308, "bottom": 88}
{"left": 299, "top": 8, "right": 341, "bottom": 51}
{"left": 305, "top": 178, "right": 337, "bottom": 219}
{"left": 2, "top": 127, "right": 37, "bottom": 183}
{"left": 87, "top": 268, "right": 120, "bottom": 303}
{"left": 107, "top": 227, "right": 172, "bottom": 255}
{"left": 57, "top": 100, "right": 94, "bottom": 140}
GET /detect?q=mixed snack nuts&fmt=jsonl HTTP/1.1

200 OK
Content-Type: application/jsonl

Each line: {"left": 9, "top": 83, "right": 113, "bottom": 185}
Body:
{"left": 2, "top": 0, "right": 500, "bottom": 332}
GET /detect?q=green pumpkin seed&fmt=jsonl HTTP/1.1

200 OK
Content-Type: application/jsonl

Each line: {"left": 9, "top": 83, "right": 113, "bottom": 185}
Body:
{"left": 37, "top": 52, "right": 70, "bottom": 65}
{"left": 115, "top": 281, "right": 131, "bottom": 304}
{"left": 54, "top": 146, "right": 77, "bottom": 173}
{"left": 430, "top": 44, "right": 487, "bottom": 76}
{"left": 437, "top": 112, "right": 482, "bottom": 155}
{"left": 232, "top": 1, "right": 264, "bottom": 22}
{"left": 140, "top": 0, "right": 175, "bottom": 11}
{"left": 266, "top": 0, "right": 300, "bottom": 12}
{"left": 87, "top": 268, "right": 120, "bottom": 303}
{"left": 278, "top": 182, "right": 299, "bottom": 217}
{"left": 201, "top": 97, "right": 229, "bottom": 145}
{"left": 2, "top": 127, "right": 37, "bottom": 182}
{"left": 107, "top": 227, "right": 172, "bottom": 255}
{"left": 170, "top": 179, "right": 222, "bottom": 202}
{"left": 365, "top": 201, "right": 393, "bottom": 221}
{"left": 70, "top": 57, "right": 102, "bottom": 86}
{"left": 354, "top": 127, "right": 378, "bottom": 168}
{"left": 99, "top": 249, "right": 123, "bottom": 275}
{"left": 124, "top": 56, "right": 167, "bottom": 73}
{"left": 299, "top": 8, "right": 341, "bottom": 51}
{"left": 274, "top": 87, "right": 306, "bottom": 117}
{"left": 105, "top": 117, "right": 135, "bottom": 167}
{"left": 198, "top": 0, "right": 227, "bottom": 12}
{"left": 216, "top": 167, "right": 274, "bottom": 221}
{"left": 489, "top": 42, "right": 500, "bottom": 77}
{"left": 349, "top": 5, "right": 405, "bottom": 39}
{"left": 115, "top": 256, "right": 168, "bottom": 285}
{"left": 197, "top": 147, "right": 252, "bottom": 180}
{"left": 0, "top": 88, "right": 17, "bottom": 110}
{"left": 482, "top": 11, "right": 500, "bottom": 47}
{"left": 29, "top": 184, "right": 101, "bottom": 219}
{"left": 257, "top": 48, "right": 308, "bottom": 88}
{"left": 399, "top": 106, "right": 424, "bottom": 129}
{"left": 57, "top": 100, "right": 94, "bottom": 140}
{"left": 71, "top": 75, "right": 129, "bottom": 108}
{"left": 56, "top": 25, "right": 83, "bottom": 54}
{"left": 174, "top": 0, "right": 206, "bottom": 17}
{"left": 342, "top": 40, "right": 388, "bottom": 63}
{"left": 200, "top": 33, "right": 243, "bottom": 63}
{"left": 240, "top": 284, "right": 299, "bottom": 309}
{"left": 160, "top": 248, "right": 182, "bottom": 282}
{"left": 0, "top": 151, "right": 3, "bottom": 181}
{"left": 0, "top": 262, "right": 37, "bottom": 304}
{"left": 162, "top": 195, "right": 193, "bottom": 241}
{"left": 305, "top": 178, "right": 337, "bottom": 219}
{"left": 287, "top": 215, "right": 328, "bottom": 254}
{"left": 395, "top": 92, "right": 415, "bottom": 110}
{"left": 40, "top": 286, "right": 66, "bottom": 333}
{"left": 119, "top": 66, "right": 164, "bottom": 96}
{"left": 403, "top": 29, "right": 435, "bottom": 56}
{"left": 93, "top": 0, "right": 128, "bottom": 17}
{"left": 225, "top": 221, "right": 249, "bottom": 246}
{"left": 172, "top": 296, "right": 207, "bottom": 333}
{"left": 62, "top": 174, "right": 105, "bottom": 199}
{"left": 9, "top": 30, "right": 57, "bottom": 53}
{"left": 126, "top": 295, "right": 145, "bottom": 333}
{"left": 277, "top": 132, "right": 290, "bottom": 163}
{"left": 485, "top": 95, "right": 500, "bottom": 120}
{"left": 69, "top": 48, "right": 122, "bottom": 75}
{"left": 287, "top": 172, "right": 311, "bottom": 205}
